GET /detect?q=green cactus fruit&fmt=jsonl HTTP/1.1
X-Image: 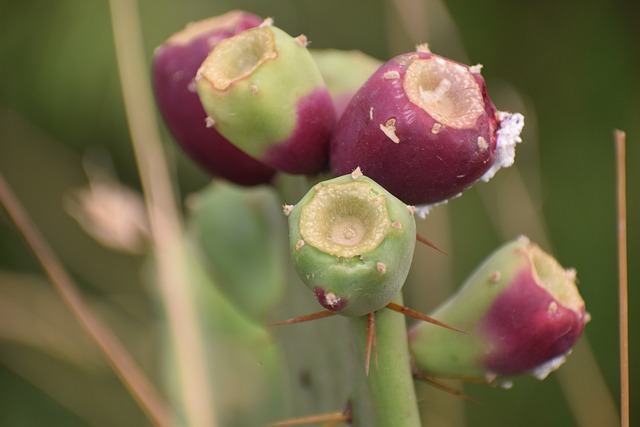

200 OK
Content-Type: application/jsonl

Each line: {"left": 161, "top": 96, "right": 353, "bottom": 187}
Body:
{"left": 310, "top": 49, "right": 382, "bottom": 116}
{"left": 285, "top": 169, "right": 417, "bottom": 317}
{"left": 408, "top": 236, "right": 588, "bottom": 381}
{"left": 196, "top": 20, "right": 336, "bottom": 174}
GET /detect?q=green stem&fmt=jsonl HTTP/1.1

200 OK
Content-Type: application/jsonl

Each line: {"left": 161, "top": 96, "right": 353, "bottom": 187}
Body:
{"left": 349, "top": 294, "right": 421, "bottom": 427}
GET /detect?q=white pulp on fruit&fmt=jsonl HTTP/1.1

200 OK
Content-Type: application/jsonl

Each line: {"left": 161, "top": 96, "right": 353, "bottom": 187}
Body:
{"left": 411, "top": 112, "right": 524, "bottom": 218}
{"left": 481, "top": 111, "right": 525, "bottom": 182}
{"left": 414, "top": 193, "right": 461, "bottom": 218}
{"left": 531, "top": 352, "right": 570, "bottom": 380}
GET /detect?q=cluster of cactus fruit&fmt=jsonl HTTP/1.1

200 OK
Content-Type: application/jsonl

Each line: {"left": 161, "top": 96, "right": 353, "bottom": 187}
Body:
{"left": 152, "top": 9, "right": 588, "bottom": 426}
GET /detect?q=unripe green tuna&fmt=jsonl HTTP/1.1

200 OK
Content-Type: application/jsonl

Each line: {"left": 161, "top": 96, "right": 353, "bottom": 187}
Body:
{"left": 409, "top": 237, "right": 588, "bottom": 381}
{"left": 196, "top": 20, "right": 336, "bottom": 174}
{"left": 285, "top": 169, "right": 416, "bottom": 317}
{"left": 310, "top": 49, "right": 382, "bottom": 117}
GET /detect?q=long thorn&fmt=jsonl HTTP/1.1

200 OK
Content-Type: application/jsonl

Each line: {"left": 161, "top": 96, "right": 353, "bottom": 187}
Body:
{"left": 385, "top": 302, "right": 467, "bottom": 334}
{"left": 413, "top": 370, "right": 477, "bottom": 403}
{"left": 320, "top": 418, "right": 350, "bottom": 427}
{"left": 0, "top": 172, "right": 172, "bottom": 427}
{"left": 615, "top": 129, "right": 629, "bottom": 427}
{"left": 373, "top": 313, "right": 379, "bottom": 371}
{"left": 268, "top": 310, "right": 336, "bottom": 327}
{"left": 365, "top": 312, "right": 376, "bottom": 376}
{"left": 416, "top": 233, "right": 447, "bottom": 254}
{"left": 267, "top": 411, "right": 349, "bottom": 427}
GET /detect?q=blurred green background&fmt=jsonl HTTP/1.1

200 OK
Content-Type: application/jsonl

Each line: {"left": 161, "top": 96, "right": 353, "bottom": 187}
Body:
{"left": 0, "top": 0, "right": 637, "bottom": 426}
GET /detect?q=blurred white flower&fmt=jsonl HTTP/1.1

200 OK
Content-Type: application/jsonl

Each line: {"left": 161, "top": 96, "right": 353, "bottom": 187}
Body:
{"left": 65, "top": 157, "right": 150, "bottom": 254}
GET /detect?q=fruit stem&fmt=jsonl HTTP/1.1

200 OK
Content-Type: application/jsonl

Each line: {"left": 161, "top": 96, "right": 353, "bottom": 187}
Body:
{"left": 349, "top": 294, "right": 421, "bottom": 427}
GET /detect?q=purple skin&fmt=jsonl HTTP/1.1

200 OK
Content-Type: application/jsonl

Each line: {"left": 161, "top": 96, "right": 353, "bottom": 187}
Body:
{"left": 313, "top": 287, "right": 348, "bottom": 312}
{"left": 330, "top": 52, "right": 499, "bottom": 205}
{"left": 152, "top": 12, "right": 276, "bottom": 186}
{"left": 481, "top": 268, "right": 587, "bottom": 376}
{"left": 263, "top": 89, "right": 336, "bottom": 174}
{"left": 332, "top": 93, "right": 355, "bottom": 118}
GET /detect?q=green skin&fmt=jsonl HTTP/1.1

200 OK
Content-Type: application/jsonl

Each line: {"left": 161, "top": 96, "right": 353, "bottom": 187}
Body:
{"left": 409, "top": 240, "right": 525, "bottom": 378}
{"left": 408, "top": 237, "right": 584, "bottom": 379}
{"left": 310, "top": 49, "right": 382, "bottom": 113}
{"left": 196, "top": 25, "right": 325, "bottom": 160}
{"left": 287, "top": 174, "right": 416, "bottom": 317}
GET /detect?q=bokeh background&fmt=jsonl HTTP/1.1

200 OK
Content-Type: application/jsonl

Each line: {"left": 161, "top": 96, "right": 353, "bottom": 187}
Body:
{"left": 0, "top": 0, "right": 637, "bottom": 426}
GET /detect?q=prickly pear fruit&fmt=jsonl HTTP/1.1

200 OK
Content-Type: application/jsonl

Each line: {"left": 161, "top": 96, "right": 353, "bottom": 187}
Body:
{"left": 285, "top": 169, "right": 416, "bottom": 317}
{"left": 196, "top": 20, "right": 336, "bottom": 174}
{"left": 409, "top": 236, "right": 588, "bottom": 381}
{"left": 152, "top": 11, "right": 276, "bottom": 186}
{"left": 330, "top": 47, "right": 524, "bottom": 207}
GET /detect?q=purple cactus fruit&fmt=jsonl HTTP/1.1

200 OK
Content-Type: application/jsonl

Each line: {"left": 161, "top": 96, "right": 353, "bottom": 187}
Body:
{"left": 152, "top": 11, "right": 276, "bottom": 186}
{"left": 330, "top": 46, "right": 524, "bottom": 208}
{"left": 196, "top": 21, "right": 337, "bottom": 174}
{"left": 408, "top": 236, "right": 588, "bottom": 381}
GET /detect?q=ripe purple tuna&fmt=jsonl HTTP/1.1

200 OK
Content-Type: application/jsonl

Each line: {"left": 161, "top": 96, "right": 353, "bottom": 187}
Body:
{"left": 152, "top": 11, "right": 276, "bottom": 186}
{"left": 408, "top": 237, "right": 588, "bottom": 380}
{"left": 330, "top": 48, "right": 522, "bottom": 206}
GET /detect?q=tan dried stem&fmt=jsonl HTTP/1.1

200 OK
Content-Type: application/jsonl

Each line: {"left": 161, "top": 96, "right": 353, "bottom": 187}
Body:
{"left": 0, "top": 172, "right": 172, "bottom": 427}
{"left": 108, "top": 0, "right": 216, "bottom": 425}
{"left": 615, "top": 129, "right": 629, "bottom": 427}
